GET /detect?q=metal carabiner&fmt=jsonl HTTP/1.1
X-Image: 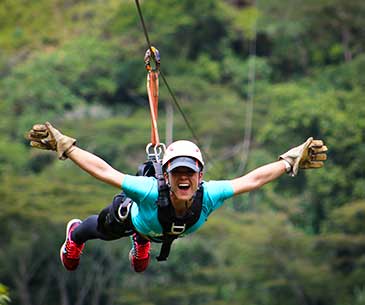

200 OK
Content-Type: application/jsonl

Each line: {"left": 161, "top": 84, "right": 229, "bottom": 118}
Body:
{"left": 154, "top": 143, "right": 166, "bottom": 162}
{"left": 145, "top": 142, "right": 165, "bottom": 162}
{"left": 146, "top": 143, "right": 154, "bottom": 158}
{"left": 144, "top": 46, "right": 161, "bottom": 72}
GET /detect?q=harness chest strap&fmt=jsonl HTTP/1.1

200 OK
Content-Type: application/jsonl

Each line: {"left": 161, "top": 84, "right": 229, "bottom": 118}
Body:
{"left": 156, "top": 186, "right": 203, "bottom": 261}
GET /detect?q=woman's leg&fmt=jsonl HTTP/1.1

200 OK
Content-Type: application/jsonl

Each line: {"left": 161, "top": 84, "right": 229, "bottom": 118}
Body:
{"left": 71, "top": 215, "right": 119, "bottom": 243}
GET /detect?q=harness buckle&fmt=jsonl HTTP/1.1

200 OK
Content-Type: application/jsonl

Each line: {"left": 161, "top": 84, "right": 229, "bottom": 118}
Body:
{"left": 117, "top": 199, "right": 132, "bottom": 221}
{"left": 170, "top": 223, "right": 186, "bottom": 235}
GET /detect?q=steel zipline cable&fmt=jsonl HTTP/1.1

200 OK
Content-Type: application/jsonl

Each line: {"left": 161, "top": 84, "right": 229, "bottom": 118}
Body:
{"left": 237, "top": 0, "right": 257, "bottom": 174}
{"left": 134, "top": 0, "right": 210, "bottom": 164}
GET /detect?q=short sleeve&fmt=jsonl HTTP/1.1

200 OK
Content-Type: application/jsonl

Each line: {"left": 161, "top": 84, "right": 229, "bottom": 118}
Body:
{"left": 203, "top": 180, "right": 234, "bottom": 212}
{"left": 122, "top": 175, "right": 158, "bottom": 204}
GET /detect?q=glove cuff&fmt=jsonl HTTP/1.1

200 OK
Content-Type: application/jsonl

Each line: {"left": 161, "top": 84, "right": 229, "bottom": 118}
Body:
{"left": 57, "top": 136, "right": 77, "bottom": 160}
{"left": 282, "top": 159, "right": 292, "bottom": 174}
{"left": 279, "top": 156, "right": 296, "bottom": 176}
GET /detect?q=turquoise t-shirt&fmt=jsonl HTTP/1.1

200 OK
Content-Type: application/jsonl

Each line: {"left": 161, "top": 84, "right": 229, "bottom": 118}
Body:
{"left": 122, "top": 175, "right": 234, "bottom": 240}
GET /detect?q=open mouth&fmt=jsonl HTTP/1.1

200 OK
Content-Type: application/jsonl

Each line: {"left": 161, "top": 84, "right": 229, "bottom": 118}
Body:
{"left": 178, "top": 183, "right": 190, "bottom": 190}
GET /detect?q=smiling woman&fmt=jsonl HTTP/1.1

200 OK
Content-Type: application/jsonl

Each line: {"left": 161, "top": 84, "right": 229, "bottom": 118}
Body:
{"left": 26, "top": 122, "right": 328, "bottom": 273}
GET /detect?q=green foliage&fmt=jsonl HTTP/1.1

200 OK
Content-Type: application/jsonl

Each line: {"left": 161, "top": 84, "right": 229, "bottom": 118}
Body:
{"left": 257, "top": 0, "right": 365, "bottom": 77}
{"left": 0, "top": 284, "right": 10, "bottom": 305}
{"left": 222, "top": 54, "right": 272, "bottom": 96}
{"left": 325, "top": 200, "right": 365, "bottom": 234}
{"left": 0, "top": 0, "right": 120, "bottom": 51}
{"left": 197, "top": 210, "right": 338, "bottom": 305}
{"left": 254, "top": 62, "right": 365, "bottom": 231}
{"left": 228, "top": 5, "right": 260, "bottom": 40}
{"left": 0, "top": 0, "right": 59, "bottom": 50}
{"left": 0, "top": 136, "right": 28, "bottom": 175}
{"left": 0, "top": 35, "right": 142, "bottom": 143}
{"left": 0, "top": 0, "right": 364, "bottom": 305}
{"left": 310, "top": 54, "right": 365, "bottom": 91}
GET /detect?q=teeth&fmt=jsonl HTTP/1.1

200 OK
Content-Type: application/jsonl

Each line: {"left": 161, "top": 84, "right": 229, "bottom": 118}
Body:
{"left": 178, "top": 183, "right": 190, "bottom": 190}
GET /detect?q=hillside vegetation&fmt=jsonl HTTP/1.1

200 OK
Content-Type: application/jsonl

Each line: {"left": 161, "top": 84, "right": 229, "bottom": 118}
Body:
{"left": 0, "top": 1, "right": 364, "bottom": 304}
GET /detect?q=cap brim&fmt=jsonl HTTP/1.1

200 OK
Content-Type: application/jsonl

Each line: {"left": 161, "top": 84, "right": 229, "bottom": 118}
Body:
{"left": 166, "top": 157, "right": 200, "bottom": 173}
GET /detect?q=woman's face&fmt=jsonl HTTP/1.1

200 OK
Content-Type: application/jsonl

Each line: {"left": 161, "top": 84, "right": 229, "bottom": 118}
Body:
{"left": 166, "top": 167, "right": 203, "bottom": 202}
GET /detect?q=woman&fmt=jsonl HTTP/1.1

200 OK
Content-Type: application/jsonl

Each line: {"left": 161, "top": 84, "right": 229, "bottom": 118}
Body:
{"left": 26, "top": 122, "right": 328, "bottom": 272}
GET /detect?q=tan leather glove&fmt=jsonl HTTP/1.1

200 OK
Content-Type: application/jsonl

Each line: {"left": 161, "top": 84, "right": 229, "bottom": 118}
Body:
{"left": 279, "top": 137, "right": 328, "bottom": 176}
{"left": 26, "top": 122, "right": 76, "bottom": 160}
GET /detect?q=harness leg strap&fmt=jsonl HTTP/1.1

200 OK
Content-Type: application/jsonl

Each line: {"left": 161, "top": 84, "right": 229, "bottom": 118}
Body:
{"left": 156, "top": 236, "right": 177, "bottom": 261}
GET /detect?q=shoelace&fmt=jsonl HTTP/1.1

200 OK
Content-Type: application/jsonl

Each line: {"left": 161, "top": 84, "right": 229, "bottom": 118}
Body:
{"left": 133, "top": 241, "right": 150, "bottom": 259}
{"left": 65, "top": 239, "right": 83, "bottom": 259}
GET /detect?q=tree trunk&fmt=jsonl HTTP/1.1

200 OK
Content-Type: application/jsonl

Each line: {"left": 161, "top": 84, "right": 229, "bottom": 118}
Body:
{"left": 342, "top": 26, "right": 352, "bottom": 62}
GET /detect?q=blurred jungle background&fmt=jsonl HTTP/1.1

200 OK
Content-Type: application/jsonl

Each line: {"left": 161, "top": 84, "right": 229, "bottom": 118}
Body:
{"left": 1, "top": 0, "right": 365, "bottom": 304}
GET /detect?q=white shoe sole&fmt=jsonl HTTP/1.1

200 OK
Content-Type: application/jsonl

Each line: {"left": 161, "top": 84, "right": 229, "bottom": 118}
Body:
{"left": 59, "top": 219, "right": 82, "bottom": 270}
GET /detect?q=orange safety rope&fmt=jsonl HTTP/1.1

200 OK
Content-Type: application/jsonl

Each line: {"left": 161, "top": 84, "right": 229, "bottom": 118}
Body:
{"left": 144, "top": 47, "right": 161, "bottom": 146}
{"left": 147, "top": 71, "right": 159, "bottom": 145}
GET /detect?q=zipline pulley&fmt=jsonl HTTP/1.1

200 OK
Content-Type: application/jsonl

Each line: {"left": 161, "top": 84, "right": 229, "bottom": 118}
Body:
{"left": 144, "top": 46, "right": 160, "bottom": 72}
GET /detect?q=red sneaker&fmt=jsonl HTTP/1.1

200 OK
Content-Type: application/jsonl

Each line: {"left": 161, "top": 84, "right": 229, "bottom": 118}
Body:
{"left": 60, "top": 219, "right": 85, "bottom": 271}
{"left": 129, "top": 233, "right": 151, "bottom": 272}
